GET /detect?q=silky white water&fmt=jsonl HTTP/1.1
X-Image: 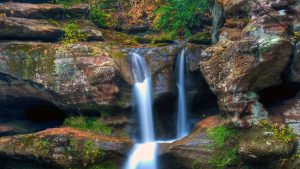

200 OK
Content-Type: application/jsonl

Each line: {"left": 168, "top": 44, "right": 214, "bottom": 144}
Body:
{"left": 176, "top": 49, "right": 188, "bottom": 138}
{"left": 125, "top": 52, "right": 157, "bottom": 169}
{"left": 125, "top": 49, "right": 189, "bottom": 169}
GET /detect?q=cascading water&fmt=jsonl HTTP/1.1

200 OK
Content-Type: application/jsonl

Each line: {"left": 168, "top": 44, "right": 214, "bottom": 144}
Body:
{"left": 125, "top": 49, "right": 189, "bottom": 169}
{"left": 176, "top": 49, "right": 188, "bottom": 138}
{"left": 125, "top": 52, "right": 157, "bottom": 169}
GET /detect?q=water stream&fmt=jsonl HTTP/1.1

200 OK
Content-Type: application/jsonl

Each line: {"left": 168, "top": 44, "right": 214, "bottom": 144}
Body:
{"left": 125, "top": 52, "right": 157, "bottom": 169}
{"left": 176, "top": 49, "right": 188, "bottom": 138}
{"left": 125, "top": 49, "right": 188, "bottom": 169}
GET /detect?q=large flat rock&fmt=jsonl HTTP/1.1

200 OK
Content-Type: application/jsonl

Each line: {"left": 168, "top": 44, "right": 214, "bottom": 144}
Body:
{"left": 0, "top": 17, "right": 63, "bottom": 41}
{"left": 0, "top": 127, "right": 132, "bottom": 168}
{"left": 0, "top": 2, "right": 89, "bottom": 19}
{"left": 0, "top": 17, "right": 103, "bottom": 41}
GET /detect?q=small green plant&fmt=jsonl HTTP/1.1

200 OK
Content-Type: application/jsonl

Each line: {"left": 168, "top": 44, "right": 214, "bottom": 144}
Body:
{"left": 64, "top": 116, "right": 112, "bottom": 135}
{"left": 154, "top": 0, "right": 211, "bottom": 37}
{"left": 61, "top": 22, "right": 87, "bottom": 44}
{"left": 206, "top": 125, "right": 238, "bottom": 169}
{"left": 90, "top": 4, "right": 110, "bottom": 28}
{"left": 83, "top": 140, "right": 103, "bottom": 161}
{"left": 259, "top": 120, "right": 296, "bottom": 143}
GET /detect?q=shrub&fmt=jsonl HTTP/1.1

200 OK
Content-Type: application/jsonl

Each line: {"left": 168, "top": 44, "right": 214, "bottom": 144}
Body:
{"left": 61, "top": 22, "right": 87, "bottom": 44}
{"left": 154, "top": 0, "right": 211, "bottom": 37}
{"left": 90, "top": 6, "right": 109, "bottom": 28}
{"left": 64, "top": 116, "right": 112, "bottom": 135}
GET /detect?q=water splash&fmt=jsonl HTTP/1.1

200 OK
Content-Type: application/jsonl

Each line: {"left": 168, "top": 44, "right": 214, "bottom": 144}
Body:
{"left": 176, "top": 49, "right": 188, "bottom": 138}
{"left": 125, "top": 52, "right": 157, "bottom": 169}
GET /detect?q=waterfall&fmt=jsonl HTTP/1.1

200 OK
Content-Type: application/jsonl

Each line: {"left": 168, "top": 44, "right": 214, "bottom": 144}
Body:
{"left": 125, "top": 52, "right": 157, "bottom": 169}
{"left": 176, "top": 49, "right": 188, "bottom": 138}
{"left": 125, "top": 49, "right": 189, "bottom": 169}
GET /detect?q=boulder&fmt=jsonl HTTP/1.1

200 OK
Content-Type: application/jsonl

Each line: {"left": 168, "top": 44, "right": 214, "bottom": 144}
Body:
{"left": 238, "top": 131, "right": 295, "bottom": 162}
{"left": 0, "top": 17, "right": 64, "bottom": 41}
{"left": 0, "top": 42, "right": 190, "bottom": 112}
{"left": 0, "top": 41, "right": 121, "bottom": 110}
{"left": 159, "top": 116, "right": 223, "bottom": 169}
{"left": 0, "top": 2, "right": 89, "bottom": 19}
{"left": 0, "top": 17, "right": 103, "bottom": 42}
{"left": 0, "top": 127, "right": 132, "bottom": 168}
{"left": 200, "top": 0, "right": 297, "bottom": 126}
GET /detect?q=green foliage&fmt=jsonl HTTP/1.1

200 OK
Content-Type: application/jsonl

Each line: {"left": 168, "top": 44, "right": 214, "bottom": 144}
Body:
{"left": 61, "top": 22, "right": 87, "bottom": 44}
{"left": 64, "top": 116, "right": 112, "bottom": 135}
{"left": 83, "top": 140, "right": 103, "bottom": 160}
{"left": 90, "top": 6, "right": 109, "bottom": 28}
{"left": 54, "top": 0, "right": 110, "bottom": 28}
{"left": 207, "top": 125, "right": 238, "bottom": 147}
{"left": 154, "top": 0, "right": 210, "bottom": 37}
{"left": 207, "top": 125, "right": 238, "bottom": 169}
{"left": 259, "top": 120, "right": 296, "bottom": 143}
{"left": 18, "top": 136, "right": 53, "bottom": 158}
{"left": 66, "top": 138, "right": 104, "bottom": 165}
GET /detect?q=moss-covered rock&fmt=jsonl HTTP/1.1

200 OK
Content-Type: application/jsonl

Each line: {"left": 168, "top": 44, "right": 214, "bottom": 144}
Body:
{"left": 188, "top": 32, "right": 212, "bottom": 45}
{"left": 0, "top": 127, "right": 132, "bottom": 168}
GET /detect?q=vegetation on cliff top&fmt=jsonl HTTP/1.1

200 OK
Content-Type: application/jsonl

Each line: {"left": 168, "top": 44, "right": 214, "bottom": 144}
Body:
{"left": 53, "top": 0, "right": 211, "bottom": 38}
{"left": 64, "top": 116, "right": 112, "bottom": 135}
{"left": 154, "top": 0, "right": 211, "bottom": 37}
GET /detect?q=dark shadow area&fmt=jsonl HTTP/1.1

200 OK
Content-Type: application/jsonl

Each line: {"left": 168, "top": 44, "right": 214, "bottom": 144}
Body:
{"left": 153, "top": 93, "right": 177, "bottom": 139}
{"left": 0, "top": 96, "right": 65, "bottom": 136}
{"left": 24, "top": 100, "right": 65, "bottom": 122}
{"left": 258, "top": 82, "right": 300, "bottom": 108}
{"left": 0, "top": 158, "right": 60, "bottom": 169}
{"left": 1, "top": 0, "right": 52, "bottom": 3}
{"left": 187, "top": 71, "right": 219, "bottom": 123}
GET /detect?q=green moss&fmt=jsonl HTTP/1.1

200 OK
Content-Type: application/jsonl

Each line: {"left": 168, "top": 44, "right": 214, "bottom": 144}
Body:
{"left": 101, "top": 29, "right": 138, "bottom": 46}
{"left": 134, "top": 36, "right": 152, "bottom": 44}
{"left": 66, "top": 138, "right": 105, "bottom": 165}
{"left": 151, "top": 32, "right": 176, "bottom": 44}
{"left": 206, "top": 125, "right": 239, "bottom": 169}
{"left": 188, "top": 32, "right": 212, "bottom": 45}
{"left": 18, "top": 136, "right": 53, "bottom": 158}
{"left": 64, "top": 116, "right": 112, "bottom": 135}
{"left": 259, "top": 120, "right": 297, "bottom": 144}
{"left": 4, "top": 44, "right": 56, "bottom": 82}
{"left": 61, "top": 22, "right": 88, "bottom": 44}
{"left": 88, "top": 161, "right": 117, "bottom": 169}
{"left": 83, "top": 140, "right": 104, "bottom": 161}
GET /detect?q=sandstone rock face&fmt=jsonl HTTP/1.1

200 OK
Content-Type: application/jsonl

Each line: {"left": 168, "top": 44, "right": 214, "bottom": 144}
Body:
{"left": 0, "top": 42, "right": 189, "bottom": 112}
{"left": 0, "top": 42, "right": 121, "bottom": 109}
{"left": 0, "top": 17, "right": 103, "bottom": 42}
{"left": 200, "top": 0, "right": 299, "bottom": 126}
{"left": 0, "top": 2, "right": 90, "bottom": 19}
{"left": 0, "top": 17, "right": 64, "bottom": 41}
{"left": 0, "top": 127, "right": 132, "bottom": 168}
